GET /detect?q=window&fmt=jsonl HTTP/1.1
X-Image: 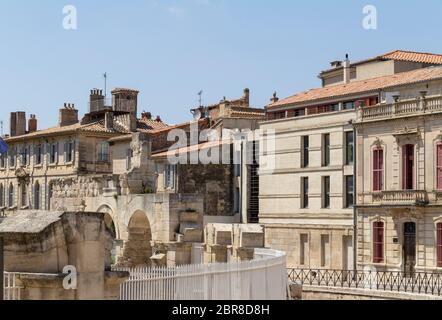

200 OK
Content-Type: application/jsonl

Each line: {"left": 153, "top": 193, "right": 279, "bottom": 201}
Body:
{"left": 98, "top": 142, "right": 109, "bottom": 162}
{"left": 9, "top": 148, "right": 16, "bottom": 167}
{"left": 8, "top": 183, "right": 14, "bottom": 207}
{"left": 301, "top": 136, "right": 309, "bottom": 168}
{"left": 300, "top": 234, "right": 309, "bottom": 266}
{"left": 437, "top": 223, "right": 442, "bottom": 268}
{"left": 164, "top": 165, "right": 176, "bottom": 189}
{"left": 33, "top": 181, "right": 41, "bottom": 210}
{"left": 373, "top": 148, "right": 384, "bottom": 191}
{"left": 323, "top": 176, "right": 330, "bottom": 208}
{"left": 34, "top": 144, "right": 43, "bottom": 165}
{"left": 49, "top": 143, "right": 58, "bottom": 164}
{"left": 0, "top": 184, "right": 3, "bottom": 207}
{"left": 126, "top": 148, "right": 133, "bottom": 170}
{"left": 21, "top": 146, "right": 29, "bottom": 166}
{"left": 323, "top": 134, "right": 330, "bottom": 167}
{"left": 234, "top": 187, "right": 240, "bottom": 213}
{"left": 47, "top": 182, "right": 53, "bottom": 210}
{"left": 402, "top": 144, "right": 415, "bottom": 190}
{"left": 343, "top": 101, "right": 355, "bottom": 110}
{"left": 21, "top": 183, "right": 27, "bottom": 207}
{"left": 345, "top": 132, "right": 354, "bottom": 165}
{"left": 321, "top": 235, "right": 330, "bottom": 267}
{"left": 301, "top": 177, "right": 309, "bottom": 209}
{"left": 437, "top": 144, "right": 442, "bottom": 190}
{"left": 0, "top": 153, "right": 5, "bottom": 168}
{"left": 345, "top": 176, "right": 354, "bottom": 208}
{"left": 373, "top": 222, "right": 384, "bottom": 263}
{"left": 65, "top": 141, "right": 75, "bottom": 163}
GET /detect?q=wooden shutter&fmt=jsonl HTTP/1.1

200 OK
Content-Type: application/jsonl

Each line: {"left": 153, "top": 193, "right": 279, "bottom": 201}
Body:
{"left": 438, "top": 223, "right": 442, "bottom": 268}
{"left": 437, "top": 145, "right": 442, "bottom": 190}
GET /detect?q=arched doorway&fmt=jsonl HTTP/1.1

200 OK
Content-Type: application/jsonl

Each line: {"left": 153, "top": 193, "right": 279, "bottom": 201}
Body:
{"left": 120, "top": 211, "right": 153, "bottom": 267}
{"left": 97, "top": 205, "right": 121, "bottom": 265}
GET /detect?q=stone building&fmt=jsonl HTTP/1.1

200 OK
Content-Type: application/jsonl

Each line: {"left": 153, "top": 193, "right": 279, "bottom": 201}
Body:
{"left": 0, "top": 88, "right": 167, "bottom": 216}
{"left": 260, "top": 50, "right": 442, "bottom": 270}
{"left": 355, "top": 69, "right": 442, "bottom": 273}
{"left": 4, "top": 87, "right": 265, "bottom": 267}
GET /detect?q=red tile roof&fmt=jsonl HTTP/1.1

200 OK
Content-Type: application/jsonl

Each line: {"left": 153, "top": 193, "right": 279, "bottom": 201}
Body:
{"left": 270, "top": 66, "right": 442, "bottom": 108}
{"left": 381, "top": 50, "right": 442, "bottom": 65}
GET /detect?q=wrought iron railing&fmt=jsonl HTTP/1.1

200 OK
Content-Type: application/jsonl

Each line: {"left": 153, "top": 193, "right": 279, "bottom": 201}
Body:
{"left": 288, "top": 269, "right": 442, "bottom": 296}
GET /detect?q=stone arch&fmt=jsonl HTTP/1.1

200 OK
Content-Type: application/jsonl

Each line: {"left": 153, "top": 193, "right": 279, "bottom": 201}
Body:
{"left": 97, "top": 204, "right": 119, "bottom": 239}
{"left": 97, "top": 204, "right": 122, "bottom": 266}
{"left": 119, "top": 210, "right": 153, "bottom": 267}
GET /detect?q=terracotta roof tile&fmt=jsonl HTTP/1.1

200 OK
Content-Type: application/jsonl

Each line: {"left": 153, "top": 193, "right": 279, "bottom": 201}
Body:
{"left": 381, "top": 50, "right": 442, "bottom": 65}
{"left": 270, "top": 66, "right": 442, "bottom": 108}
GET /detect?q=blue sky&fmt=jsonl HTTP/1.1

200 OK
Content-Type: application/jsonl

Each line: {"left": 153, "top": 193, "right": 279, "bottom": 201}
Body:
{"left": 1, "top": 0, "right": 442, "bottom": 132}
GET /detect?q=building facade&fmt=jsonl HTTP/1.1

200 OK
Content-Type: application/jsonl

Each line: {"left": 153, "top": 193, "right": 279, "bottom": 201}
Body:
{"left": 260, "top": 50, "right": 442, "bottom": 270}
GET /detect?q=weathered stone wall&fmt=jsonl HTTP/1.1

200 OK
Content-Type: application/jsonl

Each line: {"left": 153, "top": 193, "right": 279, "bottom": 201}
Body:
{"left": 178, "top": 164, "right": 234, "bottom": 216}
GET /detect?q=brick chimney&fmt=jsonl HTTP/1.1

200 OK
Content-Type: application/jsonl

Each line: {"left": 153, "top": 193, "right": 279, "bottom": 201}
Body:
{"left": 343, "top": 54, "right": 351, "bottom": 84}
{"left": 59, "top": 103, "right": 79, "bottom": 127}
{"left": 28, "top": 114, "right": 37, "bottom": 133}
{"left": 10, "top": 112, "right": 26, "bottom": 137}
{"left": 89, "top": 89, "right": 105, "bottom": 113}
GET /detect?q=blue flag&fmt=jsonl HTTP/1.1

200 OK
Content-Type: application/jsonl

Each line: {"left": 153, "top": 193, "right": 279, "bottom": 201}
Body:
{"left": 0, "top": 137, "right": 8, "bottom": 154}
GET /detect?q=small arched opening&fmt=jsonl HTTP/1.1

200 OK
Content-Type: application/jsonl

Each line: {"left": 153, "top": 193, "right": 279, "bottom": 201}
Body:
{"left": 121, "top": 211, "right": 153, "bottom": 267}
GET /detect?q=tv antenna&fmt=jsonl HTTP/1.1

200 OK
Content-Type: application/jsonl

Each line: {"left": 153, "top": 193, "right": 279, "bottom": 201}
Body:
{"left": 103, "top": 72, "right": 108, "bottom": 98}
{"left": 198, "top": 90, "right": 203, "bottom": 107}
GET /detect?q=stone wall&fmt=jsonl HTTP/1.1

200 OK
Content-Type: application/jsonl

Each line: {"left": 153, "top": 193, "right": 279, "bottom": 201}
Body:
{"left": 178, "top": 164, "right": 234, "bottom": 216}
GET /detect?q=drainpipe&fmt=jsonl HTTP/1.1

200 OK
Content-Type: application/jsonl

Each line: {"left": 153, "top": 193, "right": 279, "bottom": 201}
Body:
{"left": 351, "top": 121, "right": 358, "bottom": 272}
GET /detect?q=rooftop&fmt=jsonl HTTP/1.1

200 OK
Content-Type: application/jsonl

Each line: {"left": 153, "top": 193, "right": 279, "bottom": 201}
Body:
{"left": 270, "top": 65, "right": 442, "bottom": 109}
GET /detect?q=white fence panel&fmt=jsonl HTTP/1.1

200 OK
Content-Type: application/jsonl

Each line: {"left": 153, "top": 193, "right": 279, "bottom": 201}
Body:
{"left": 115, "top": 249, "right": 287, "bottom": 300}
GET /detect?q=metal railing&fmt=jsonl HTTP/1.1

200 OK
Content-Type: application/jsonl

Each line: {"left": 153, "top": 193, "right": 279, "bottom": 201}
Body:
{"left": 288, "top": 269, "right": 442, "bottom": 296}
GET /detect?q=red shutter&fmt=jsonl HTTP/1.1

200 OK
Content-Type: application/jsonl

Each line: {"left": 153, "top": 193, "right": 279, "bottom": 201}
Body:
{"left": 437, "top": 145, "right": 442, "bottom": 190}
{"left": 373, "top": 150, "right": 379, "bottom": 191}
{"left": 402, "top": 146, "right": 408, "bottom": 190}
{"left": 373, "top": 222, "right": 384, "bottom": 263}
{"left": 438, "top": 223, "right": 442, "bottom": 267}
{"left": 379, "top": 149, "right": 384, "bottom": 190}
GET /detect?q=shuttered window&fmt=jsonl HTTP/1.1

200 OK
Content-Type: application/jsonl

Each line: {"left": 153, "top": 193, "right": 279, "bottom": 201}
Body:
{"left": 373, "top": 148, "right": 384, "bottom": 191}
{"left": 437, "top": 144, "right": 442, "bottom": 190}
{"left": 437, "top": 223, "right": 442, "bottom": 268}
{"left": 373, "top": 222, "right": 384, "bottom": 263}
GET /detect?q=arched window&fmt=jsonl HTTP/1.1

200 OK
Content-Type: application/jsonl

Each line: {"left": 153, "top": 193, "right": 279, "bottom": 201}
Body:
{"left": 8, "top": 183, "right": 14, "bottom": 207}
{"left": 0, "top": 184, "right": 4, "bottom": 207}
{"left": 21, "top": 183, "right": 27, "bottom": 207}
{"left": 34, "top": 181, "right": 41, "bottom": 210}
{"left": 373, "top": 221, "right": 384, "bottom": 263}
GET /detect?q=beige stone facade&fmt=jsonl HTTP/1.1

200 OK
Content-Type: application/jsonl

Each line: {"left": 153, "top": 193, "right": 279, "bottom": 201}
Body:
{"left": 355, "top": 80, "right": 442, "bottom": 273}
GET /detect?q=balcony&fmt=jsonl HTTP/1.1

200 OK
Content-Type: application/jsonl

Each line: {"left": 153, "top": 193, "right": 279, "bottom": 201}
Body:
{"left": 371, "top": 190, "right": 428, "bottom": 206}
{"left": 357, "top": 95, "right": 442, "bottom": 122}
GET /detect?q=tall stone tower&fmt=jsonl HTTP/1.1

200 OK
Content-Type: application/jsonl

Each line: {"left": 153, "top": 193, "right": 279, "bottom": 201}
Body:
{"left": 111, "top": 88, "right": 139, "bottom": 118}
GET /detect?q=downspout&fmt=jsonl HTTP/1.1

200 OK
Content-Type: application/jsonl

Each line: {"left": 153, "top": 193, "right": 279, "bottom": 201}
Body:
{"left": 351, "top": 121, "right": 358, "bottom": 272}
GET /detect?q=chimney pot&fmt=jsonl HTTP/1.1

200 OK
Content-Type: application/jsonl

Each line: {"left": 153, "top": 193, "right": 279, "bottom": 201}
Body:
{"left": 155, "top": 116, "right": 162, "bottom": 122}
